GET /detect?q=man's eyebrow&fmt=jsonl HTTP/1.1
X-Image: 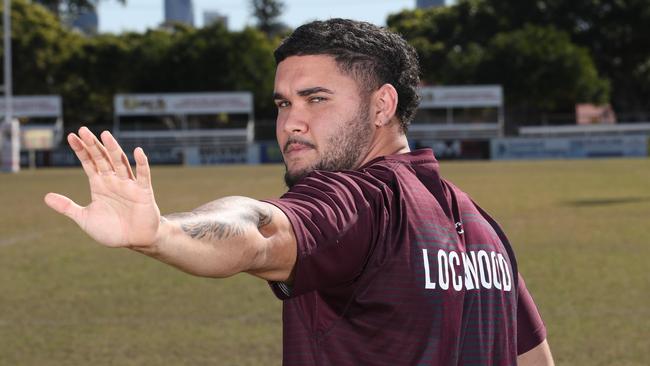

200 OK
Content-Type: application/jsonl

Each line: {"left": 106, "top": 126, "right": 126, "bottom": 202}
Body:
{"left": 272, "top": 87, "right": 334, "bottom": 101}
{"left": 297, "top": 87, "right": 334, "bottom": 96}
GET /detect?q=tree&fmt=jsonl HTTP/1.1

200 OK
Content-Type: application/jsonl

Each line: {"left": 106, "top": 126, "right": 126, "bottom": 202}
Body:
{"left": 387, "top": 2, "right": 612, "bottom": 129}
{"left": 478, "top": 25, "right": 609, "bottom": 128}
{"left": 456, "top": 0, "right": 650, "bottom": 120}
{"left": 2, "top": 0, "right": 82, "bottom": 94}
{"left": 59, "top": 23, "right": 280, "bottom": 130}
{"left": 62, "top": 32, "right": 135, "bottom": 125}
{"left": 250, "top": 0, "right": 288, "bottom": 37}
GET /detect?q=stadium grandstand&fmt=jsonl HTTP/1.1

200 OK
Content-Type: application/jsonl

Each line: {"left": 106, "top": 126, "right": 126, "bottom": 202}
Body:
{"left": 5, "top": 86, "right": 649, "bottom": 168}
{"left": 113, "top": 92, "right": 254, "bottom": 165}
{"left": 408, "top": 85, "right": 503, "bottom": 159}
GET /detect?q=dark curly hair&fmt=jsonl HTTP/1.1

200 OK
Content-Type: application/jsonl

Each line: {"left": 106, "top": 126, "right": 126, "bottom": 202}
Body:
{"left": 274, "top": 18, "right": 421, "bottom": 133}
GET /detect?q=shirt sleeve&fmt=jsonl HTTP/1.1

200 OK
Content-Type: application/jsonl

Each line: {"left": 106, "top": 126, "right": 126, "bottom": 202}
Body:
{"left": 264, "top": 170, "right": 392, "bottom": 299}
{"left": 516, "top": 273, "right": 547, "bottom": 355}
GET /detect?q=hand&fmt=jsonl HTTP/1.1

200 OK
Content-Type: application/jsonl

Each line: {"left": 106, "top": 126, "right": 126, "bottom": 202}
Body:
{"left": 44, "top": 127, "right": 161, "bottom": 248}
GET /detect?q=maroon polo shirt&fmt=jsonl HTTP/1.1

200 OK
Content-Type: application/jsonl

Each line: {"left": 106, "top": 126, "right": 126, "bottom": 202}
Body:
{"left": 266, "top": 149, "right": 546, "bottom": 365}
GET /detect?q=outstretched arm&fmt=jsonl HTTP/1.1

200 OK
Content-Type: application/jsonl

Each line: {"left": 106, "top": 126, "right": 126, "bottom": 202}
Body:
{"left": 145, "top": 196, "right": 296, "bottom": 281}
{"left": 44, "top": 127, "right": 296, "bottom": 282}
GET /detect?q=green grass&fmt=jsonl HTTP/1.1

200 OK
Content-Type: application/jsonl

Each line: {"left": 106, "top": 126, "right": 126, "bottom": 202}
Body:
{"left": 1, "top": 159, "right": 649, "bottom": 365}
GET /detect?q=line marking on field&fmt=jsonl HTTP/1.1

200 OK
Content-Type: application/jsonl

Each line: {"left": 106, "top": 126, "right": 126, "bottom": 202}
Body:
{"left": 0, "top": 232, "right": 42, "bottom": 247}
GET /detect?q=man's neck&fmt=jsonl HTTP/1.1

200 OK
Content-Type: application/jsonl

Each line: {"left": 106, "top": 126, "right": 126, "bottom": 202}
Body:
{"left": 356, "top": 126, "right": 410, "bottom": 168}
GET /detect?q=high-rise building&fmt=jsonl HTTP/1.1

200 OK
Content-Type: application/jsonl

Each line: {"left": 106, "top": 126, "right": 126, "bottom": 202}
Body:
{"left": 203, "top": 11, "right": 228, "bottom": 29}
{"left": 71, "top": 8, "right": 99, "bottom": 34}
{"left": 165, "top": 0, "right": 195, "bottom": 27}
{"left": 416, "top": 0, "right": 445, "bottom": 8}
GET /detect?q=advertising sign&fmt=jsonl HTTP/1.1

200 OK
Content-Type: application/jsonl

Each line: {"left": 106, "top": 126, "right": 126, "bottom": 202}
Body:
{"left": 0, "top": 96, "right": 62, "bottom": 118}
{"left": 491, "top": 136, "right": 648, "bottom": 160}
{"left": 419, "top": 85, "right": 503, "bottom": 108}
{"left": 21, "top": 128, "right": 55, "bottom": 150}
{"left": 115, "top": 92, "right": 253, "bottom": 116}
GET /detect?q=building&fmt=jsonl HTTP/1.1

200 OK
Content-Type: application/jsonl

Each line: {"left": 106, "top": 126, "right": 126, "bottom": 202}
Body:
{"left": 71, "top": 8, "right": 99, "bottom": 34}
{"left": 203, "top": 11, "right": 228, "bottom": 29}
{"left": 416, "top": 0, "right": 445, "bottom": 8}
{"left": 165, "top": 0, "right": 195, "bottom": 27}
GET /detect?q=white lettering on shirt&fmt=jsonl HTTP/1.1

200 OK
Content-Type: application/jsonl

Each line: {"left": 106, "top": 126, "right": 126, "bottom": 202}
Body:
{"left": 422, "top": 249, "right": 512, "bottom": 292}
{"left": 438, "top": 249, "right": 450, "bottom": 290}
{"left": 422, "top": 249, "right": 437, "bottom": 289}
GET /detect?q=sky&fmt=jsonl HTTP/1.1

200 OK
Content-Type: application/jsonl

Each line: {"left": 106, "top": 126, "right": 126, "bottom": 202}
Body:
{"left": 98, "top": 0, "right": 419, "bottom": 34}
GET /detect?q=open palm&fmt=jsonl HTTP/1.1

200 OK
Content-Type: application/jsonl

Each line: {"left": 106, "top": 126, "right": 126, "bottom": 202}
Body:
{"left": 45, "top": 127, "right": 160, "bottom": 248}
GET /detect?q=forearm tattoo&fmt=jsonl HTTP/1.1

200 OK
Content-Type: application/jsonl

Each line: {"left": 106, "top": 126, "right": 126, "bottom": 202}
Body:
{"left": 180, "top": 220, "right": 245, "bottom": 241}
{"left": 164, "top": 197, "right": 273, "bottom": 241}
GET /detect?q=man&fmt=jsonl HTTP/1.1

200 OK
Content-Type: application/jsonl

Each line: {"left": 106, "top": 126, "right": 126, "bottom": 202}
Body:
{"left": 45, "top": 19, "right": 553, "bottom": 365}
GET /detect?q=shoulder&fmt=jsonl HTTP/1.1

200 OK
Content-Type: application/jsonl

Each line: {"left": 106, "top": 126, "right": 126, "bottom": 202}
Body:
{"left": 287, "top": 163, "right": 399, "bottom": 199}
{"left": 279, "top": 150, "right": 436, "bottom": 209}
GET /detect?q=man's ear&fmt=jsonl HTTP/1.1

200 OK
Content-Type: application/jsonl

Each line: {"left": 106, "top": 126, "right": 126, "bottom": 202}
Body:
{"left": 372, "top": 83, "right": 399, "bottom": 128}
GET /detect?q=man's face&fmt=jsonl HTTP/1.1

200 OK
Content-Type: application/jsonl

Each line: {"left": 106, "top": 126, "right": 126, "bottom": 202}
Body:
{"left": 273, "top": 55, "right": 374, "bottom": 187}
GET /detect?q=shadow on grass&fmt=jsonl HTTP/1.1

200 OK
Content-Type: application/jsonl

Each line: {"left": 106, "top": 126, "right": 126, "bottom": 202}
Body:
{"left": 564, "top": 197, "right": 650, "bottom": 207}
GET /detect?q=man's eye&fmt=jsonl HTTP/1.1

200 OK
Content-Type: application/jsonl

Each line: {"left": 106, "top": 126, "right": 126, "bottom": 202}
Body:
{"left": 309, "top": 96, "right": 326, "bottom": 103}
{"left": 276, "top": 101, "right": 290, "bottom": 108}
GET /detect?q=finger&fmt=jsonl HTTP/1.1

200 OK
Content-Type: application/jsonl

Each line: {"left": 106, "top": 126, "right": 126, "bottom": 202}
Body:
{"left": 134, "top": 147, "right": 152, "bottom": 189}
{"left": 44, "top": 193, "right": 84, "bottom": 226}
{"left": 68, "top": 133, "right": 98, "bottom": 178}
{"left": 78, "top": 126, "right": 115, "bottom": 174}
{"left": 100, "top": 130, "right": 135, "bottom": 180}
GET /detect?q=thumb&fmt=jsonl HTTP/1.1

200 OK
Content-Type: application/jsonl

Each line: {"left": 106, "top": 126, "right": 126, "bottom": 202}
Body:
{"left": 44, "top": 193, "right": 84, "bottom": 225}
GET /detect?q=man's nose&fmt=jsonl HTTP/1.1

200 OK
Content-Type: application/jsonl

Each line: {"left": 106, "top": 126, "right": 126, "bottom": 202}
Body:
{"left": 282, "top": 106, "right": 309, "bottom": 134}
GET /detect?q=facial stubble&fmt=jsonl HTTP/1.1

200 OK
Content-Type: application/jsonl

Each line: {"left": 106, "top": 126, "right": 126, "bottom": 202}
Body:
{"left": 283, "top": 101, "right": 373, "bottom": 188}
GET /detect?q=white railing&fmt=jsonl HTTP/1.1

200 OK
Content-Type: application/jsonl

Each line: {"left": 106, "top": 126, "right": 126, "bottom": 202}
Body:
{"left": 115, "top": 128, "right": 249, "bottom": 149}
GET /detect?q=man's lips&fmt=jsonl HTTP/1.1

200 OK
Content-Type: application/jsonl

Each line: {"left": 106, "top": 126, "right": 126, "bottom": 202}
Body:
{"left": 284, "top": 142, "right": 315, "bottom": 155}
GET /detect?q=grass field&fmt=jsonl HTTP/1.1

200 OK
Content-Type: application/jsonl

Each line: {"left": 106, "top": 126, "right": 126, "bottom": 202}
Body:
{"left": 1, "top": 159, "right": 649, "bottom": 365}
